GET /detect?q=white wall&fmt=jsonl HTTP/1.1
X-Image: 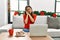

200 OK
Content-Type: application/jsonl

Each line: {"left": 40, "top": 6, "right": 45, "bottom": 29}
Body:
{"left": 0, "top": 0, "right": 8, "bottom": 27}
{"left": 30, "top": 0, "right": 55, "bottom": 12}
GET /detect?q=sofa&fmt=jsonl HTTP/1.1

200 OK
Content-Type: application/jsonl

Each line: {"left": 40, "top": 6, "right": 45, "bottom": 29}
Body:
{"left": 0, "top": 15, "right": 60, "bottom": 38}
{"left": 47, "top": 17, "right": 60, "bottom": 37}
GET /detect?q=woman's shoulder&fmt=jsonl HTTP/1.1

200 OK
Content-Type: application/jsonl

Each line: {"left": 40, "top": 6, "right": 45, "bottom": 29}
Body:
{"left": 23, "top": 13, "right": 25, "bottom": 15}
{"left": 33, "top": 14, "right": 37, "bottom": 16}
{"left": 23, "top": 13, "right": 27, "bottom": 17}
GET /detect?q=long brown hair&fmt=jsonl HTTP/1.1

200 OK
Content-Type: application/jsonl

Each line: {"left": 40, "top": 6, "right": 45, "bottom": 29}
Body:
{"left": 25, "top": 6, "right": 33, "bottom": 18}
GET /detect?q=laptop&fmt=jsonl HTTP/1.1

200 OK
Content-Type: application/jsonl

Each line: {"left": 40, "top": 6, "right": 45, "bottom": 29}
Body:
{"left": 34, "top": 16, "right": 47, "bottom": 24}
{"left": 30, "top": 24, "right": 48, "bottom": 36}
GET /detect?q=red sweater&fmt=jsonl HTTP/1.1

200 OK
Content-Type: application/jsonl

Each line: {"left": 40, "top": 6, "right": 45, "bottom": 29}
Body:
{"left": 23, "top": 14, "right": 36, "bottom": 29}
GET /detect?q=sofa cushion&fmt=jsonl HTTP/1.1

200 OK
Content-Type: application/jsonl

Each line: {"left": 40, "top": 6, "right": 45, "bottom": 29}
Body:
{"left": 12, "top": 15, "right": 24, "bottom": 29}
{"left": 47, "top": 17, "right": 59, "bottom": 29}
{"left": 57, "top": 17, "right": 60, "bottom": 29}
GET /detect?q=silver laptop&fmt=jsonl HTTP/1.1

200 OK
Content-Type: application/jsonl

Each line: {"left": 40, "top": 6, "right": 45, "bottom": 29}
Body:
{"left": 34, "top": 16, "right": 47, "bottom": 24}
{"left": 30, "top": 24, "right": 48, "bottom": 36}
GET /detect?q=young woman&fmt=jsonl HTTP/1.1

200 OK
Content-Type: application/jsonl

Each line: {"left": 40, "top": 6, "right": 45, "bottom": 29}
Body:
{"left": 23, "top": 6, "right": 37, "bottom": 32}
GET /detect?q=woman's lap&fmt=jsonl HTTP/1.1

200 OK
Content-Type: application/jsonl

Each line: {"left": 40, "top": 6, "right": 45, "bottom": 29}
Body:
{"left": 23, "top": 29, "right": 29, "bottom": 32}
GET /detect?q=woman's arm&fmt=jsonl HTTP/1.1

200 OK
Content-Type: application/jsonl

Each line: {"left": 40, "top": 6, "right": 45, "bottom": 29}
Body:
{"left": 24, "top": 15, "right": 28, "bottom": 24}
{"left": 28, "top": 14, "right": 35, "bottom": 22}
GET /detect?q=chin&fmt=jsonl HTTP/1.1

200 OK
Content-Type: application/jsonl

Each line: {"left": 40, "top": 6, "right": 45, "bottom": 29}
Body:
{"left": 30, "top": 12, "right": 32, "bottom": 13}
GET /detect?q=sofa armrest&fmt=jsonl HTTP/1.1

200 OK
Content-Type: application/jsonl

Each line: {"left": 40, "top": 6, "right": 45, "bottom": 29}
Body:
{"left": 48, "top": 29, "right": 60, "bottom": 37}
{"left": 0, "top": 24, "right": 12, "bottom": 32}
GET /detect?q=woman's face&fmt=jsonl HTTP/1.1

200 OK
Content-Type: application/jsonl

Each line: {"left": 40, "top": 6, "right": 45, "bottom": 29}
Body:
{"left": 26, "top": 7, "right": 32, "bottom": 13}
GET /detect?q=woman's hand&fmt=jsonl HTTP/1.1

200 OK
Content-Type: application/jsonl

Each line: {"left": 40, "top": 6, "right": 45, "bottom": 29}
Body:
{"left": 26, "top": 11, "right": 35, "bottom": 23}
{"left": 26, "top": 11, "right": 30, "bottom": 15}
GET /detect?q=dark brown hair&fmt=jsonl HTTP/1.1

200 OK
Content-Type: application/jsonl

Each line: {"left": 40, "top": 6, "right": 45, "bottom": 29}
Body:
{"left": 25, "top": 6, "right": 33, "bottom": 18}
{"left": 25, "top": 6, "right": 32, "bottom": 11}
